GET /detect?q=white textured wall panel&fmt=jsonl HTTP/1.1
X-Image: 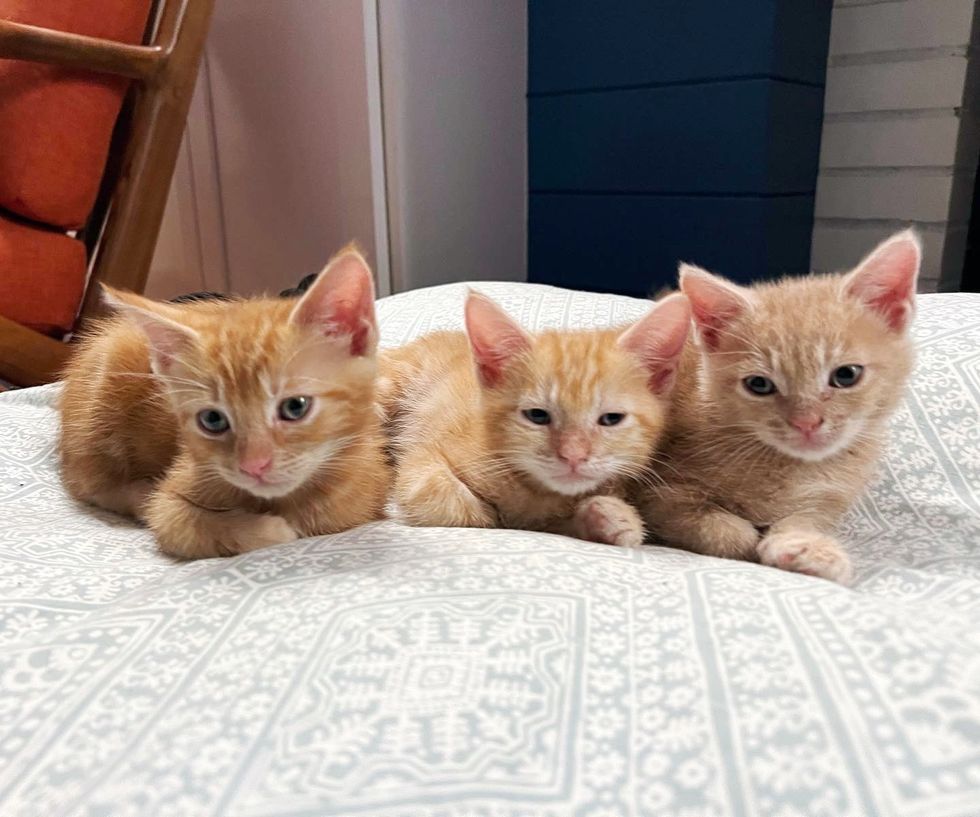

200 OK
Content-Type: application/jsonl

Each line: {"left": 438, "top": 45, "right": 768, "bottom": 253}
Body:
{"left": 814, "top": 172, "right": 955, "bottom": 222}
{"left": 824, "top": 58, "right": 968, "bottom": 114}
{"left": 829, "top": 0, "right": 975, "bottom": 55}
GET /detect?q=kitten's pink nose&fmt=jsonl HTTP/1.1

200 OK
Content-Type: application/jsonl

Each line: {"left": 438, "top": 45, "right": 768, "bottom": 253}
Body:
{"left": 239, "top": 456, "right": 273, "bottom": 478}
{"left": 790, "top": 413, "right": 824, "bottom": 435}
{"left": 557, "top": 435, "right": 591, "bottom": 470}
{"left": 559, "top": 452, "right": 588, "bottom": 469}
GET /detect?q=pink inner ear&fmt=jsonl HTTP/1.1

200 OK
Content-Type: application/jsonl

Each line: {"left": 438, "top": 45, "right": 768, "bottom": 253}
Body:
{"left": 845, "top": 234, "right": 919, "bottom": 332}
{"left": 680, "top": 267, "right": 749, "bottom": 351}
{"left": 293, "top": 253, "right": 376, "bottom": 356}
{"left": 115, "top": 304, "right": 197, "bottom": 372}
{"left": 619, "top": 294, "right": 692, "bottom": 395}
{"left": 465, "top": 294, "right": 531, "bottom": 387}
{"left": 143, "top": 321, "right": 192, "bottom": 370}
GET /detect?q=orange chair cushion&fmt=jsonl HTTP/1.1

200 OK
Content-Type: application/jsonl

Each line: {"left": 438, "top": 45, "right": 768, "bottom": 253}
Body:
{"left": 0, "top": 212, "right": 87, "bottom": 337}
{"left": 0, "top": 0, "right": 153, "bottom": 229}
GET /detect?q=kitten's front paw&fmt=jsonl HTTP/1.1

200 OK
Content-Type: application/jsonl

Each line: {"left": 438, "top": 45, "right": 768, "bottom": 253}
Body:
{"left": 233, "top": 514, "right": 300, "bottom": 553}
{"left": 757, "top": 529, "right": 853, "bottom": 584}
{"left": 697, "top": 511, "right": 760, "bottom": 560}
{"left": 574, "top": 496, "right": 645, "bottom": 547}
{"left": 396, "top": 473, "right": 496, "bottom": 528}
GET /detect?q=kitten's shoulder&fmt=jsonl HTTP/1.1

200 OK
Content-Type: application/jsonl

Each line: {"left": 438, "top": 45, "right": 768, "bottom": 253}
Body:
{"left": 383, "top": 329, "right": 471, "bottom": 368}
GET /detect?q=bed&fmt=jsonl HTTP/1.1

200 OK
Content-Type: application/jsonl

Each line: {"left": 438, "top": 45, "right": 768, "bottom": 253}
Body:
{"left": 1, "top": 282, "right": 978, "bottom": 817}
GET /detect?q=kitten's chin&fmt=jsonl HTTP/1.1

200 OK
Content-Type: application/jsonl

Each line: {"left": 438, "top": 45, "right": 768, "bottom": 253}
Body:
{"left": 760, "top": 426, "right": 857, "bottom": 463}
{"left": 243, "top": 482, "right": 299, "bottom": 499}
{"left": 224, "top": 474, "right": 302, "bottom": 499}
{"left": 536, "top": 472, "right": 605, "bottom": 497}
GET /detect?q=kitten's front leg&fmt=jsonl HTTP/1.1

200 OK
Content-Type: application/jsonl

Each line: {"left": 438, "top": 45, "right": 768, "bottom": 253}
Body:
{"left": 571, "top": 495, "right": 645, "bottom": 547}
{"left": 88, "top": 479, "right": 155, "bottom": 520}
{"left": 144, "top": 485, "right": 298, "bottom": 559}
{"left": 285, "top": 447, "right": 390, "bottom": 537}
{"left": 394, "top": 452, "right": 497, "bottom": 528}
{"left": 756, "top": 517, "right": 853, "bottom": 584}
{"left": 642, "top": 489, "right": 760, "bottom": 560}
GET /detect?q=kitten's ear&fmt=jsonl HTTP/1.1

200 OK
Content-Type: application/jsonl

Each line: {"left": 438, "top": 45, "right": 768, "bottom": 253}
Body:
{"left": 679, "top": 264, "right": 752, "bottom": 351}
{"left": 102, "top": 286, "right": 198, "bottom": 373}
{"left": 465, "top": 291, "right": 532, "bottom": 388}
{"left": 290, "top": 245, "right": 377, "bottom": 356}
{"left": 843, "top": 229, "right": 920, "bottom": 332}
{"left": 618, "top": 294, "right": 692, "bottom": 395}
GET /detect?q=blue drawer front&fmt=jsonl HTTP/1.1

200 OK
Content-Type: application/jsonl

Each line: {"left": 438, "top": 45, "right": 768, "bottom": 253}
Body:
{"left": 529, "top": 79, "right": 825, "bottom": 195}
{"left": 526, "top": 0, "right": 832, "bottom": 294}
{"left": 528, "top": 193, "right": 816, "bottom": 296}
{"left": 529, "top": 0, "right": 833, "bottom": 92}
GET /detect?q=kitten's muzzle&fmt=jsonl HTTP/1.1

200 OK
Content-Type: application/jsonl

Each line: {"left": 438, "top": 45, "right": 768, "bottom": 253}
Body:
{"left": 776, "top": 412, "right": 846, "bottom": 460}
{"left": 239, "top": 455, "right": 274, "bottom": 479}
{"left": 556, "top": 432, "right": 591, "bottom": 473}
{"left": 789, "top": 412, "right": 824, "bottom": 436}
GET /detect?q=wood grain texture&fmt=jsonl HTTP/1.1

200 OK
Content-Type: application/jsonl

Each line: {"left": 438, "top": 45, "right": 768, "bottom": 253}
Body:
{"left": 0, "top": 0, "right": 214, "bottom": 384}
{"left": 0, "top": 17, "right": 163, "bottom": 81}
{"left": 78, "top": 0, "right": 216, "bottom": 327}
{"left": 0, "top": 315, "right": 70, "bottom": 387}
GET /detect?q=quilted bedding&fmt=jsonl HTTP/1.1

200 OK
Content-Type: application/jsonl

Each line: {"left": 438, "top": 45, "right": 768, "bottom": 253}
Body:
{"left": 0, "top": 282, "right": 978, "bottom": 817}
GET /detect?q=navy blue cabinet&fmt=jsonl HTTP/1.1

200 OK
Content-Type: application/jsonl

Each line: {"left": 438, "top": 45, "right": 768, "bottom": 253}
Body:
{"left": 527, "top": 0, "right": 833, "bottom": 296}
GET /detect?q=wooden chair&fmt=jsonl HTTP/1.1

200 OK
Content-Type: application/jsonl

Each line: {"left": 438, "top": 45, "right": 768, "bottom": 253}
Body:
{"left": 0, "top": 0, "right": 214, "bottom": 386}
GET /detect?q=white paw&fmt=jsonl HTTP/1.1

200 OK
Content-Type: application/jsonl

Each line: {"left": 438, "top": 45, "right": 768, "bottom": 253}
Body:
{"left": 234, "top": 514, "right": 299, "bottom": 552}
{"left": 757, "top": 529, "right": 853, "bottom": 584}
{"left": 575, "top": 496, "right": 645, "bottom": 547}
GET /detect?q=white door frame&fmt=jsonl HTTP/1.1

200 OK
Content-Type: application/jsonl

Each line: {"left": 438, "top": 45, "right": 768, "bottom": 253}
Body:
{"left": 362, "top": 0, "right": 393, "bottom": 297}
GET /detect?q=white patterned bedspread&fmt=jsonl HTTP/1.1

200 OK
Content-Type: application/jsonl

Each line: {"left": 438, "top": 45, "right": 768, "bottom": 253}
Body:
{"left": 1, "top": 283, "right": 978, "bottom": 817}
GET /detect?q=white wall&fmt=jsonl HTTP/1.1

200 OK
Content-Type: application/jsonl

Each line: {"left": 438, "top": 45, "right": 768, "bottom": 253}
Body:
{"left": 149, "top": 0, "right": 528, "bottom": 299}
{"left": 379, "top": 0, "right": 528, "bottom": 291}
{"left": 810, "top": 0, "right": 979, "bottom": 291}
{"left": 206, "top": 0, "right": 377, "bottom": 295}
{"left": 149, "top": 1, "right": 378, "bottom": 299}
{"left": 146, "top": 58, "right": 229, "bottom": 300}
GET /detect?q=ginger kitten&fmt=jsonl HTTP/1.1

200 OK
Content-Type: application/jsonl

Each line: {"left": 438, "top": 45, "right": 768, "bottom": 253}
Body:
{"left": 380, "top": 291, "right": 691, "bottom": 545}
{"left": 639, "top": 230, "right": 921, "bottom": 582}
{"left": 59, "top": 247, "right": 390, "bottom": 559}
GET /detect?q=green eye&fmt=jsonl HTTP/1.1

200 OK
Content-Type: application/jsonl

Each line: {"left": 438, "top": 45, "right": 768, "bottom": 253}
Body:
{"left": 197, "top": 408, "right": 230, "bottom": 434}
{"left": 743, "top": 375, "right": 777, "bottom": 396}
{"left": 279, "top": 395, "right": 312, "bottom": 421}
{"left": 598, "top": 413, "right": 625, "bottom": 426}
{"left": 522, "top": 408, "right": 551, "bottom": 425}
{"left": 830, "top": 365, "right": 864, "bottom": 388}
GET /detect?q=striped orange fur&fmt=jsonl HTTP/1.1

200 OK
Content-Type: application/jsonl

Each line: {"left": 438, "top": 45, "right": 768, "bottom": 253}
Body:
{"left": 59, "top": 246, "right": 390, "bottom": 558}
{"left": 379, "top": 290, "right": 691, "bottom": 546}
{"left": 638, "top": 230, "right": 921, "bottom": 583}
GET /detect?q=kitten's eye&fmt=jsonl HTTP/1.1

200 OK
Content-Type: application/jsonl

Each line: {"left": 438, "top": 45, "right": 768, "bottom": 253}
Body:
{"left": 598, "top": 412, "right": 626, "bottom": 426}
{"left": 522, "top": 408, "right": 551, "bottom": 425}
{"left": 830, "top": 365, "right": 864, "bottom": 388}
{"left": 743, "top": 375, "right": 777, "bottom": 396}
{"left": 279, "top": 395, "right": 313, "bottom": 421}
{"left": 197, "top": 408, "right": 230, "bottom": 435}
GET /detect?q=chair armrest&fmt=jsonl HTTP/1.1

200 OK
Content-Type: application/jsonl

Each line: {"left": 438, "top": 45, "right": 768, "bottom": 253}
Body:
{"left": 0, "top": 18, "right": 162, "bottom": 81}
{"left": 0, "top": 314, "right": 70, "bottom": 386}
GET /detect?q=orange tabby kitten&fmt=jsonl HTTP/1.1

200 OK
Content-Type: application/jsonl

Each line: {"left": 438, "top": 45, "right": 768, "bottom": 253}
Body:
{"left": 59, "top": 247, "right": 389, "bottom": 559}
{"left": 380, "top": 291, "right": 692, "bottom": 545}
{"left": 638, "top": 230, "right": 921, "bottom": 582}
